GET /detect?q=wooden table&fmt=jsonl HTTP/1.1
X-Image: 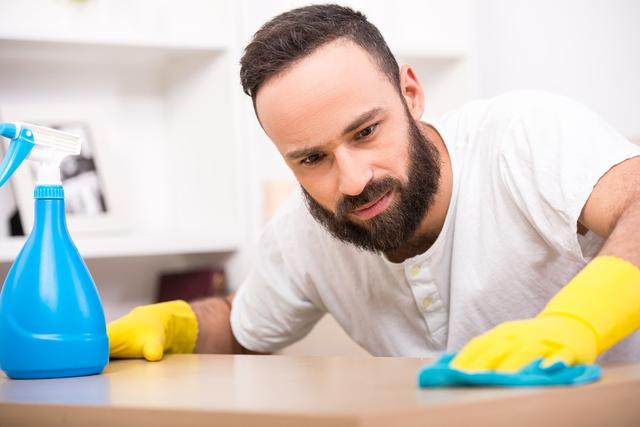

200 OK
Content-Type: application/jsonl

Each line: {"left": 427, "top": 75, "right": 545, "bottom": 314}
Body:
{"left": 1, "top": 354, "right": 639, "bottom": 426}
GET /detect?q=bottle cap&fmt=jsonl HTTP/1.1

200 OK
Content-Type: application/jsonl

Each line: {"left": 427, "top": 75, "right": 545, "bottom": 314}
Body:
{"left": 34, "top": 185, "right": 64, "bottom": 199}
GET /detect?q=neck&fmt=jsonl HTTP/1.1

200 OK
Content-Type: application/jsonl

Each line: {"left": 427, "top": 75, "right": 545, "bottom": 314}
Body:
{"left": 384, "top": 122, "right": 453, "bottom": 263}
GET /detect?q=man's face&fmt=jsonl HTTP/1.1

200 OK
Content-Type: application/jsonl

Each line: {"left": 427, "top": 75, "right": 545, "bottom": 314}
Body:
{"left": 255, "top": 40, "right": 441, "bottom": 252}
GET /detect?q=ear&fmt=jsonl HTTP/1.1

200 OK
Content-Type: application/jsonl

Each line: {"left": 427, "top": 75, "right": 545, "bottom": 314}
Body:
{"left": 399, "top": 64, "right": 425, "bottom": 121}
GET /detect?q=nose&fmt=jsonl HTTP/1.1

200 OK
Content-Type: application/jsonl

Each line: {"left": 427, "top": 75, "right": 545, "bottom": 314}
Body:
{"left": 335, "top": 146, "right": 372, "bottom": 196}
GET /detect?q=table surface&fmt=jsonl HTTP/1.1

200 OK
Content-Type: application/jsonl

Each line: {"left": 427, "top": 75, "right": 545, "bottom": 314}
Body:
{"left": 1, "top": 354, "right": 639, "bottom": 427}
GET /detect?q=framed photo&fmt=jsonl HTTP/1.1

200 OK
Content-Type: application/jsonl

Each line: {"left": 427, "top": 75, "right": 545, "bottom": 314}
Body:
{"left": 0, "top": 104, "right": 124, "bottom": 236}
{"left": 0, "top": 171, "right": 19, "bottom": 238}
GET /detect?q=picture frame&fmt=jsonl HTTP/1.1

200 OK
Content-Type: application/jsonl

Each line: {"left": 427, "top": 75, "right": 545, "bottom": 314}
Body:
{"left": 0, "top": 104, "right": 125, "bottom": 236}
{"left": 0, "top": 173, "right": 19, "bottom": 238}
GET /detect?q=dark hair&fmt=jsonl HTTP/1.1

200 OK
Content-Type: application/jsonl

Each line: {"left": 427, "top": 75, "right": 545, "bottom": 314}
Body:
{"left": 240, "top": 4, "right": 401, "bottom": 108}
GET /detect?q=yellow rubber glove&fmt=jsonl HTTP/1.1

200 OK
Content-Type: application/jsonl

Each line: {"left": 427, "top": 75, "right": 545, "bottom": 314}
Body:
{"left": 451, "top": 256, "right": 640, "bottom": 372}
{"left": 107, "top": 300, "right": 198, "bottom": 362}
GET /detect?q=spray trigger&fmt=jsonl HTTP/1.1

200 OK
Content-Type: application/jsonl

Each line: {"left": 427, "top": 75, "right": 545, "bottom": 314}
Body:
{"left": 0, "top": 124, "right": 36, "bottom": 188}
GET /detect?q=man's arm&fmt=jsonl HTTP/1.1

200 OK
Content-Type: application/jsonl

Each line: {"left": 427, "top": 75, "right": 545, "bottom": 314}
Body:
{"left": 580, "top": 156, "right": 640, "bottom": 264}
{"left": 191, "top": 293, "right": 260, "bottom": 354}
{"left": 108, "top": 291, "right": 260, "bottom": 361}
{"left": 452, "top": 155, "right": 640, "bottom": 372}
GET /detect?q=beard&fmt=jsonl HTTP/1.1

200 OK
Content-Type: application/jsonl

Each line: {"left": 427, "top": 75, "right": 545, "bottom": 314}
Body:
{"left": 302, "top": 115, "right": 441, "bottom": 253}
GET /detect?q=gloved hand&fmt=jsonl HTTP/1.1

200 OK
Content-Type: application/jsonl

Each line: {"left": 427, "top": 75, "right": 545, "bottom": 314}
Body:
{"left": 107, "top": 300, "right": 198, "bottom": 362}
{"left": 452, "top": 256, "right": 640, "bottom": 372}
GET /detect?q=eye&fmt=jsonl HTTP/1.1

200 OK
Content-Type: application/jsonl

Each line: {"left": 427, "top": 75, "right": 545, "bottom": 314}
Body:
{"left": 355, "top": 123, "right": 379, "bottom": 140}
{"left": 300, "top": 153, "right": 325, "bottom": 166}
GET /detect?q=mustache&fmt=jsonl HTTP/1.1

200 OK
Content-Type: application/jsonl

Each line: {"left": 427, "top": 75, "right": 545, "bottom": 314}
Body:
{"left": 336, "top": 177, "right": 399, "bottom": 217}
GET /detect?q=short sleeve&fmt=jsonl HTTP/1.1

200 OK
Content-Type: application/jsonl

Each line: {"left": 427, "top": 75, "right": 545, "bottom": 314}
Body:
{"left": 230, "top": 197, "right": 325, "bottom": 353}
{"left": 497, "top": 91, "right": 640, "bottom": 261}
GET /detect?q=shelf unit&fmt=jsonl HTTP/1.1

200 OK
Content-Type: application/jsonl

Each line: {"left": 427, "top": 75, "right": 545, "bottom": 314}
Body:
{"left": 0, "top": 1, "right": 243, "bottom": 318}
{"left": 0, "top": 1, "right": 242, "bottom": 264}
{"left": 0, "top": 232, "right": 238, "bottom": 263}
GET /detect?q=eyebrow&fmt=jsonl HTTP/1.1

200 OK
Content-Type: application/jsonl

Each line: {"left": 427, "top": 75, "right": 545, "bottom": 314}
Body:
{"left": 285, "top": 107, "right": 385, "bottom": 161}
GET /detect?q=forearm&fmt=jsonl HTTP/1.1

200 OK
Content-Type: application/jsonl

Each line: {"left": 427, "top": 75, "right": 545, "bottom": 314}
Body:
{"left": 598, "top": 197, "right": 640, "bottom": 266}
{"left": 452, "top": 177, "right": 640, "bottom": 371}
{"left": 190, "top": 293, "right": 247, "bottom": 354}
{"left": 539, "top": 198, "right": 640, "bottom": 354}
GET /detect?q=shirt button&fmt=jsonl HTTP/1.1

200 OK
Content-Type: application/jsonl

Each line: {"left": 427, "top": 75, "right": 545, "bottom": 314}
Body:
{"left": 410, "top": 265, "right": 421, "bottom": 277}
{"left": 421, "top": 296, "right": 433, "bottom": 310}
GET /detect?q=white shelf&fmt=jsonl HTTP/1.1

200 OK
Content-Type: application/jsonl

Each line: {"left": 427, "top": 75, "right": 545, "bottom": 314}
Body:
{"left": 0, "top": 0, "right": 231, "bottom": 55}
{"left": 0, "top": 233, "right": 238, "bottom": 263}
{"left": 0, "top": 31, "right": 228, "bottom": 49}
{"left": 0, "top": 37, "right": 225, "bottom": 65}
{"left": 0, "top": 2, "right": 241, "bottom": 264}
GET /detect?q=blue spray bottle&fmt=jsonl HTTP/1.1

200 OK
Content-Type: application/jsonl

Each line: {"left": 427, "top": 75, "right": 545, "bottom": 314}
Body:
{"left": 0, "top": 122, "right": 108, "bottom": 379}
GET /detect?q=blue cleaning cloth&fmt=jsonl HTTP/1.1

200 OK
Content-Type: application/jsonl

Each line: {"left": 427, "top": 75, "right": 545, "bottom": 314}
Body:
{"left": 418, "top": 353, "right": 601, "bottom": 388}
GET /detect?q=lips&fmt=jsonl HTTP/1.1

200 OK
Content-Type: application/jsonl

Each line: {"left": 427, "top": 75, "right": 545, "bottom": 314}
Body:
{"left": 351, "top": 190, "right": 392, "bottom": 220}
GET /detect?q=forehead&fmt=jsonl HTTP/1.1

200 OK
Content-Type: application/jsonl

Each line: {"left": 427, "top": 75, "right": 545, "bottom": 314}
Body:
{"left": 255, "top": 39, "right": 398, "bottom": 150}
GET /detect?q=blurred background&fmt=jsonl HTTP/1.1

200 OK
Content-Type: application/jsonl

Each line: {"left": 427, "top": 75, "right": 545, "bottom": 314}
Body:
{"left": 0, "top": 0, "right": 638, "bottom": 356}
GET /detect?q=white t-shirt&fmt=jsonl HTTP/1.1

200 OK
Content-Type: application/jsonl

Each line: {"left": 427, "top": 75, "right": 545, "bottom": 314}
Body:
{"left": 231, "top": 90, "right": 640, "bottom": 362}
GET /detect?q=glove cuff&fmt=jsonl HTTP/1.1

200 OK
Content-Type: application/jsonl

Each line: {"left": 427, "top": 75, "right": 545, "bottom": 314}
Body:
{"left": 540, "top": 256, "right": 640, "bottom": 354}
{"left": 165, "top": 300, "right": 199, "bottom": 354}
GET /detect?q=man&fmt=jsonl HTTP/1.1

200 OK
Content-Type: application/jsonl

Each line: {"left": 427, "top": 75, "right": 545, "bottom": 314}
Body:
{"left": 109, "top": 4, "right": 640, "bottom": 371}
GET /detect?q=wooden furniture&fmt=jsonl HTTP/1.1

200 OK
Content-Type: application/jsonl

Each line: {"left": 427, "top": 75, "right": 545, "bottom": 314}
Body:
{"left": 1, "top": 354, "right": 639, "bottom": 426}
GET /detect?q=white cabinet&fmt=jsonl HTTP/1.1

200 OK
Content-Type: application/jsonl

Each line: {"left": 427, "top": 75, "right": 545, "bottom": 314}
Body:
{"left": 0, "top": 0, "right": 241, "bottom": 262}
{"left": 0, "top": 0, "right": 243, "bottom": 318}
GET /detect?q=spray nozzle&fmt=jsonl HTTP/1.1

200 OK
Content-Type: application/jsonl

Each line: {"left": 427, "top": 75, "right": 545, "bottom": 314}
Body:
{"left": 0, "top": 122, "right": 81, "bottom": 188}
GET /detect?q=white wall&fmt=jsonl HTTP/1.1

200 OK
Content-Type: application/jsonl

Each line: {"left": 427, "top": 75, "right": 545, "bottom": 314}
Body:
{"left": 473, "top": 0, "right": 640, "bottom": 139}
